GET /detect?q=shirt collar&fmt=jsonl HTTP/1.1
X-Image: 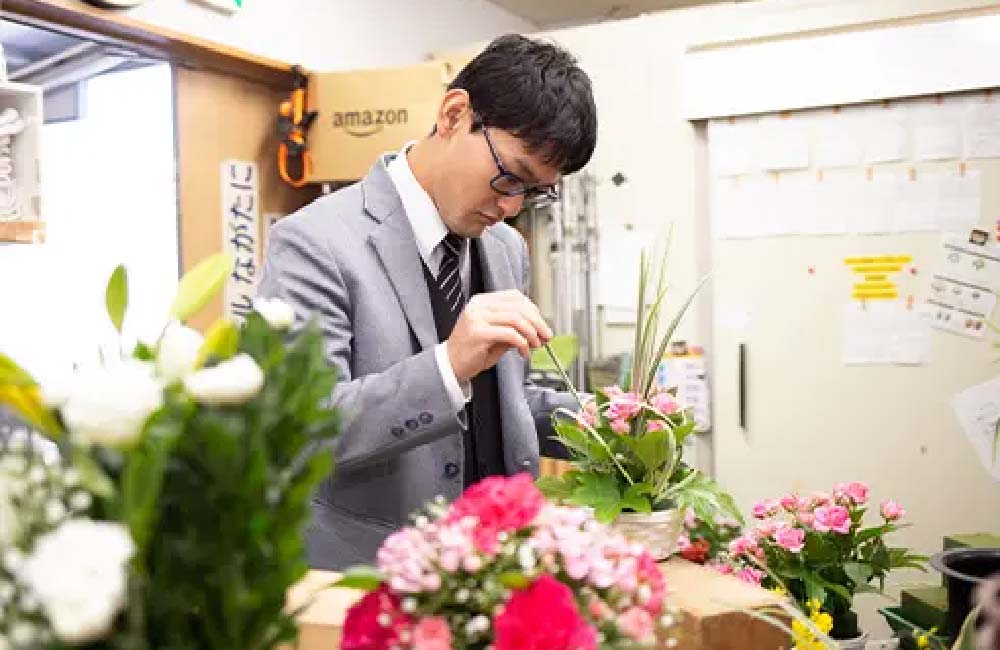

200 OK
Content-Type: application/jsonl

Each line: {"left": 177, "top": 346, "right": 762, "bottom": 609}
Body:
{"left": 386, "top": 141, "right": 449, "bottom": 266}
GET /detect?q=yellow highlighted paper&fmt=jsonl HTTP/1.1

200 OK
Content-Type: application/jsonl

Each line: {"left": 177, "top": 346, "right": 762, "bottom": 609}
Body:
{"left": 852, "top": 291, "right": 898, "bottom": 300}
{"left": 854, "top": 282, "right": 896, "bottom": 291}
{"left": 844, "top": 255, "right": 912, "bottom": 266}
{"left": 864, "top": 274, "right": 888, "bottom": 282}
{"left": 851, "top": 264, "right": 904, "bottom": 274}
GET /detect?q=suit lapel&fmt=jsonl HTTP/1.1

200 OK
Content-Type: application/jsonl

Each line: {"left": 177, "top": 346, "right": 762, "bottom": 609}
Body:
{"left": 364, "top": 159, "right": 438, "bottom": 352}
{"left": 476, "top": 228, "right": 517, "bottom": 292}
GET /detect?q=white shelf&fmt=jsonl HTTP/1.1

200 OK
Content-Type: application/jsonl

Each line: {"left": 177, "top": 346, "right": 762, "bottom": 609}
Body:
{"left": 0, "top": 81, "right": 43, "bottom": 237}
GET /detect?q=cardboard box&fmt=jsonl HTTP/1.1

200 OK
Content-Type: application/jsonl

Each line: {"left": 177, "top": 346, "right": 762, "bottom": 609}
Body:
{"left": 307, "top": 62, "right": 449, "bottom": 182}
{"left": 289, "top": 559, "right": 787, "bottom": 650}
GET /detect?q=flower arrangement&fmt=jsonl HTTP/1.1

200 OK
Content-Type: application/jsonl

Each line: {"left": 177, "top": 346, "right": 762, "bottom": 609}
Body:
{"left": 676, "top": 507, "right": 743, "bottom": 566}
{"left": 716, "top": 482, "right": 925, "bottom": 641}
{"left": 537, "top": 248, "right": 740, "bottom": 541}
{"left": 0, "top": 255, "right": 339, "bottom": 648}
{"left": 337, "top": 473, "right": 677, "bottom": 650}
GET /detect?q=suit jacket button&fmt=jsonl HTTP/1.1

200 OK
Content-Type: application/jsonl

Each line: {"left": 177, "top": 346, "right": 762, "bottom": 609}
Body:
{"left": 405, "top": 418, "right": 418, "bottom": 430}
{"left": 444, "top": 462, "right": 460, "bottom": 479}
{"left": 391, "top": 426, "right": 405, "bottom": 438}
{"left": 419, "top": 412, "right": 433, "bottom": 424}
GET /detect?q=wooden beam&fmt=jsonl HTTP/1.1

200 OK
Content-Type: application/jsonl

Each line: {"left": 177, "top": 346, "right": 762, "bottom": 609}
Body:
{"left": 1, "top": 0, "right": 300, "bottom": 90}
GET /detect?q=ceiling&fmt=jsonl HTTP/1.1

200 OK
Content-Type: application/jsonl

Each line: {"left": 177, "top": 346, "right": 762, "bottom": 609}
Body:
{"left": 486, "top": 0, "right": 738, "bottom": 28}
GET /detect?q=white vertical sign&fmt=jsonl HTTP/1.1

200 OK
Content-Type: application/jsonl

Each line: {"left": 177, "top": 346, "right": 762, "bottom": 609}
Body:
{"left": 221, "top": 160, "right": 259, "bottom": 323}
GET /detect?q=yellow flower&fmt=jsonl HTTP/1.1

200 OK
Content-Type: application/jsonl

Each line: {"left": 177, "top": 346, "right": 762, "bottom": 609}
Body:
{"left": 915, "top": 627, "right": 937, "bottom": 649}
{"left": 770, "top": 586, "right": 788, "bottom": 597}
{"left": 806, "top": 598, "right": 823, "bottom": 613}
{"left": 811, "top": 611, "right": 833, "bottom": 635}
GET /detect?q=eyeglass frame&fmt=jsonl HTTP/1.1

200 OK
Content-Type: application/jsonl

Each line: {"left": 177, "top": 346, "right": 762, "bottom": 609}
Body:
{"left": 474, "top": 114, "right": 560, "bottom": 207}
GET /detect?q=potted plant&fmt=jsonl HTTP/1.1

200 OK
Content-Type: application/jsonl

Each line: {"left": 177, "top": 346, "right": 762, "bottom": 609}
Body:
{"left": 721, "top": 482, "right": 926, "bottom": 649}
{"left": 536, "top": 247, "right": 741, "bottom": 559}
{"left": 0, "top": 255, "right": 339, "bottom": 648}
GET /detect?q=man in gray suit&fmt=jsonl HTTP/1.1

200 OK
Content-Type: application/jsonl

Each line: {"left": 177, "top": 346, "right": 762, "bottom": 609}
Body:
{"left": 258, "top": 34, "right": 597, "bottom": 570}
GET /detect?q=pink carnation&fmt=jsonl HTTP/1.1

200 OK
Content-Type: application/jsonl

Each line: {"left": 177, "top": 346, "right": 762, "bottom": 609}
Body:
{"left": 797, "top": 512, "right": 816, "bottom": 528}
{"left": 610, "top": 418, "right": 631, "bottom": 435}
{"left": 728, "top": 535, "right": 758, "bottom": 557}
{"left": 773, "top": 525, "right": 806, "bottom": 553}
{"left": 650, "top": 391, "right": 680, "bottom": 415}
{"left": 494, "top": 575, "right": 597, "bottom": 650}
{"left": 735, "top": 566, "right": 765, "bottom": 586}
{"left": 412, "top": 616, "right": 452, "bottom": 650}
{"left": 810, "top": 491, "right": 833, "bottom": 507}
{"left": 752, "top": 499, "right": 781, "bottom": 519}
{"left": 618, "top": 606, "right": 655, "bottom": 643}
{"left": 446, "top": 473, "right": 543, "bottom": 554}
{"left": 645, "top": 419, "right": 667, "bottom": 432}
{"left": 833, "top": 482, "right": 868, "bottom": 505}
{"left": 606, "top": 393, "right": 643, "bottom": 421}
{"left": 780, "top": 494, "right": 799, "bottom": 511}
{"left": 813, "top": 504, "right": 852, "bottom": 534}
{"left": 880, "top": 499, "right": 905, "bottom": 521}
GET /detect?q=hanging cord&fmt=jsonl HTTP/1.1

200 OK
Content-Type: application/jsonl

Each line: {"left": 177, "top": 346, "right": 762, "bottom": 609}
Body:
{"left": 0, "top": 107, "right": 26, "bottom": 221}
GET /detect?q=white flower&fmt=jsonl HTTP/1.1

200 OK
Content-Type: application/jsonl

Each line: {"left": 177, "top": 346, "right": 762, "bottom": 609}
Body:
{"left": 156, "top": 322, "right": 204, "bottom": 382}
{"left": 18, "top": 519, "right": 134, "bottom": 644}
{"left": 0, "top": 473, "right": 15, "bottom": 547}
{"left": 182, "top": 354, "right": 264, "bottom": 406}
{"left": 253, "top": 297, "right": 295, "bottom": 329}
{"left": 60, "top": 360, "right": 163, "bottom": 447}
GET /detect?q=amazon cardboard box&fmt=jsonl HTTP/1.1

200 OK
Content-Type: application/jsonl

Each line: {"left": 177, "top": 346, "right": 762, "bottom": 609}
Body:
{"left": 307, "top": 61, "right": 449, "bottom": 182}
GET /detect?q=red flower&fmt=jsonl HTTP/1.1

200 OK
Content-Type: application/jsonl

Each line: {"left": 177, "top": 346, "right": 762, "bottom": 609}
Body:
{"left": 341, "top": 583, "right": 412, "bottom": 650}
{"left": 494, "top": 575, "right": 597, "bottom": 650}
{"left": 679, "top": 537, "right": 711, "bottom": 564}
{"left": 446, "top": 473, "right": 543, "bottom": 554}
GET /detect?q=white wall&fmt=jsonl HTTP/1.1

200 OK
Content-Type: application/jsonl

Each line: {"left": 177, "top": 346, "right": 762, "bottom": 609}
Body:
{"left": 124, "top": 0, "right": 537, "bottom": 71}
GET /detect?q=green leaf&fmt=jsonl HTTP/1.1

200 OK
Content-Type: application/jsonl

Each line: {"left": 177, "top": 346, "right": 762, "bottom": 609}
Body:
{"left": 620, "top": 490, "right": 652, "bottom": 514}
{"left": 498, "top": 572, "right": 531, "bottom": 590}
{"left": 71, "top": 448, "right": 115, "bottom": 500}
{"left": 952, "top": 607, "right": 980, "bottom": 650}
{"left": 0, "top": 352, "right": 37, "bottom": 387}
{"left": 625, "top": 428, "right": 675, "bottom": 473}
{"left": 170, "top": 253, "right": 234, "bottom": 322}
{"left": 803, "top": 573, "right": 827, "bottom": 605}
{"left": 843, "top": 562, "right": 873, "bottom": 590}
{"left": 854, "top": 525, "right": 889, "bottom": 545}
{"left": 105, "top": 264, "right": 128, "bottom": 333}
{"left": 0, "top": 384, "right": 62, "bottom": 436}
{"left": 334, "top": 566, "right": 385, "bottom": 591}
{"left": 536, "top": 475, "right": 575, "bottom": 501}
{"left": 554, "top": 421, "right": 610, "bottom": 462}
{"left": 197, "top": 319, "right": 240, "bottom": 366}
{"left": 569, "top": 473, "right": 622, "bottom": 522}
{"left": 132, "top": 341, "right": 156, "bottom": 362}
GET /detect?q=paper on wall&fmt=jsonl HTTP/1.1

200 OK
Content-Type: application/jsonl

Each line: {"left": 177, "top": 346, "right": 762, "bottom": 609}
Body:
{"left": 923, "top": 234, "right": 1000, "bottom": 339}
{"left": 965, "top": 101, "right": 1000, "bottom": 160}
{"left": 814, "top": 111, "right": 864, "bottom": 169}
{"left": 709, "top": 119, "right": 757, "bottom": 177}
{"left": 950, "top": 375, "right": 1000, "bottom": 481}
{"left": 757, "top": 114, "right": 810, "bottom": 171}
{"left": 863, "top": 106, "right": 908, "bottom": 163}
{"left": 841, "top": 300, "right": 929, "bottom": 365}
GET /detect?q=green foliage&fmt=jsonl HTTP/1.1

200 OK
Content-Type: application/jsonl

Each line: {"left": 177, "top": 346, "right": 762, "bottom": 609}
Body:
{"left": 106, "top": 264, "right": 129, "bottom": 333}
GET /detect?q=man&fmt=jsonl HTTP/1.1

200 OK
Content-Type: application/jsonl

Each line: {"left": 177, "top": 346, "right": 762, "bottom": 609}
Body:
{"left": 257, "top": 34, "right": 597, "bottom": 570}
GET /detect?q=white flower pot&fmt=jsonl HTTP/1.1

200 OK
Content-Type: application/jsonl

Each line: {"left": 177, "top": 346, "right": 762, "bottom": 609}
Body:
{"left": 611, "top": 508, "right": 684, "bottom": 560}
{"left": 836, "top": 632, "right": 869, "bottom": 650}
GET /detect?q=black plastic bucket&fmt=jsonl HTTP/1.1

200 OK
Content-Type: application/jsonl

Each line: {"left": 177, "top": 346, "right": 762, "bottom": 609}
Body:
{"left": 930, "top": 548, "right": 1000, "bottom": 637}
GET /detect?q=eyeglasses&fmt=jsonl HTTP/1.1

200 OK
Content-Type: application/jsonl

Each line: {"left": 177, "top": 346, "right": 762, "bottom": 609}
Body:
{"left": 477, "top": 116, "right": 559, "bottom": 208}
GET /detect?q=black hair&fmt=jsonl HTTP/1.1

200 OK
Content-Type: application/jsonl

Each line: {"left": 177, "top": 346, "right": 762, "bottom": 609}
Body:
{"left": 449, "top": 34, "right": 597, "bottom": 175}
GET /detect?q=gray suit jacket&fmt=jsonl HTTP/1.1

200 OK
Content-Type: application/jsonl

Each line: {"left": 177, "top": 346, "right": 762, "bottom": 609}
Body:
{"left": 257, "top": 156, "right": 574, "bottom": 570}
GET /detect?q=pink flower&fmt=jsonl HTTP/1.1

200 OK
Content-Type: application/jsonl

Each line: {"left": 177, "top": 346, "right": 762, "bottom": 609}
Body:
{"left": 645, "top": 419, "right": 667, "bottom": 432}
{"left": 728, "top": 535, "right": 759, "bottom": 557}
{"left": 753, "top": 521, "right": 780, "bottom": 540}
{"left": 412, "top": 616, "right": 452, "bottom": 650}
{"left": 618, "top": 606, "right": 655, "bottom": 643}
{"left": 601, "top": 385, "right": 624, "bottom": 398}
{"left": 708, "top": 560, "right": 733, "bottom": 575}
{"left": 844, "top": 482, "right": 869, "bottom": 505}
{"left": 773, "top": 525, "right": 806, "bottom": 553}
{"left": 684, "top": 507, "right": 698, "bottom": 529}
{"left": 650, "top": 391, "right": 680, "bottom": 415}
{"left": 610, "top": 418, "right": 631, "bottom": 435}
{"left": 813, "top": 505, "right": 852, "bottom": 534}
{"left": 341, "top": 584, "right": 412, "bottom": 650}
{"left": 780, "top": 494, "right": 799, "bottom": 511}
{"left": 752, "top": 499, "right": 780, "bottom": 519}
{"left": 810, "top": 491, "right": 833, "bottom": 507}
{"left": 635, "top": 551, "right": 666, "bottom": 615}
{"left": 494, "top": 575, "right": 597, "bottom": 650}
{"left": 880, "top": 499, "right": 905, "bottom": 521}
{"left": 606, "top": 393, "right": 642, "bottom": 421}
{"left": 797, "top": 512, "right": 816, "bottom": 528}
{"left": 446, "top": 473, "right": 544, "bottom": 554}
{"left": 735, "top": 566, "right": 765, "bottom": 586}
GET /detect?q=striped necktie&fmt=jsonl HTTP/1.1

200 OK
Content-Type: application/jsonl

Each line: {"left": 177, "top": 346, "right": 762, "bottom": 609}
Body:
{"left": 437, "top": 232, "right": 466, "bottom": 317}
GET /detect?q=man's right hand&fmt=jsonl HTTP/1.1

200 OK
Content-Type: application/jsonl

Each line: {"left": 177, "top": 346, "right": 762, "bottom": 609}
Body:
{"left": 446, "top": 290, "right": 553, "bottom": 383}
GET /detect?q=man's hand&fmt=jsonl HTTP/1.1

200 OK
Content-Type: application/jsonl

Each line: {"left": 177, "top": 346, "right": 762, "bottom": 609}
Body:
{"left": 446, "top": 290, "right": 553, "bottom": 383}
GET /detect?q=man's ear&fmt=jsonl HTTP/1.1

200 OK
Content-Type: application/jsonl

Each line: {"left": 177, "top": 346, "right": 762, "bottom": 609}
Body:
{"left": 434, "top": 89, "right": 473, "bottom": 138}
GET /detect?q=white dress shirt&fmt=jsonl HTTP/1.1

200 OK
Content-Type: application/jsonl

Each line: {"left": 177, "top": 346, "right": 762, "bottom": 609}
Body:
{"left": 386, "top": 143, "right": 472, "bottom": 413}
